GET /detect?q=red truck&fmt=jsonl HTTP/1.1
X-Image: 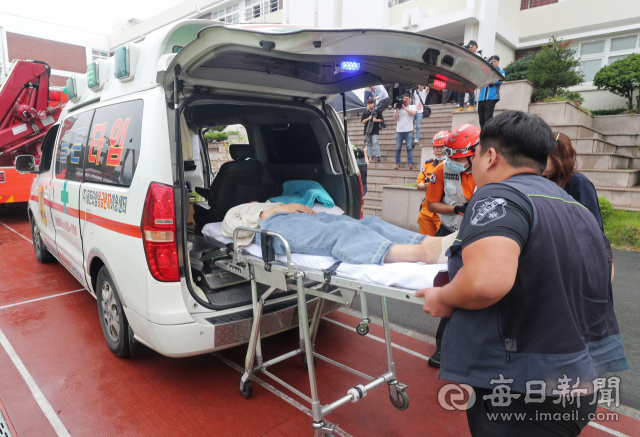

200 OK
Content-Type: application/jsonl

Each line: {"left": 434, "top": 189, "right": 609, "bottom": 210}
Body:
{"left": 0, "top": 60, "right": 67, "bottom": 205}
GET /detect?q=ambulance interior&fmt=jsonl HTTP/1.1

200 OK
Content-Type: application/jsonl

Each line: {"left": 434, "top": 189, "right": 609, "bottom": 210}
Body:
{"left": 179, "top": 98, "right": 351, "bottom": 312}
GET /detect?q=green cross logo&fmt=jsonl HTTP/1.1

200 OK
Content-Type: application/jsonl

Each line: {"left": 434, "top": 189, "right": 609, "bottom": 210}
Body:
{"left": 61, "top": 181, "right": 69, "bottom": 214}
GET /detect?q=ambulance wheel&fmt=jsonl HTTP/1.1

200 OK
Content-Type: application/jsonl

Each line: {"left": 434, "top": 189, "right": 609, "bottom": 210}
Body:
{"left": 356, "top": 322, "right": 369, "bottom": 336}
{"left": 389, "top": 390, "right": 410, "bottom": 411}
{"left": 239, "top": 377, "right": 253, "bottom": 399}
{"left": 30, "top": 215, "right": 54, "bottom": 263}
{"left": 302, "top": 354, "right": 317, "bottom": 368}
{"left": 96, "top": 266, "right": 131, "bottom": 358}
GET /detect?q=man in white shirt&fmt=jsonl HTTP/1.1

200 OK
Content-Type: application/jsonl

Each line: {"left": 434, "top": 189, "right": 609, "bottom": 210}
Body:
{"left": 393, "top": 93, "right": 417, "bottom": 169}
{"left": 370, "top": 85, "right": 389, "bottom": 110}
{"left": 413, "top": 85, "right": 428, "bottom": 145}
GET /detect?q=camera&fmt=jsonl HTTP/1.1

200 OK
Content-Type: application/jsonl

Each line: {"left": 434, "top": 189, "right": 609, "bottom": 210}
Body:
{"left": 393, "top": 97, "right": 405, "bottom": 109}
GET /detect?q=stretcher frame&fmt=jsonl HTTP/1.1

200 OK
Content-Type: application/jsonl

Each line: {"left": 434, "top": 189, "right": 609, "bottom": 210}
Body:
{"left": 216, "top": 226, "right": 432, "bottom": 437}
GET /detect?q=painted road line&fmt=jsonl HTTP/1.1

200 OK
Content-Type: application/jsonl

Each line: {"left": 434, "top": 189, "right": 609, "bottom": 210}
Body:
{"left": 322, "top": 317, "right": 431, "bottom": 361}
{"left": 589, "top": 421, "right": 630, "bottom": 437}
{"left": 0, "top": 289, "right": 85, "bottom": 310}
{"left": 213, "top": 352, "right": 354, "bottom": 437}
{"left": 0, "top": 221, "right": 32, "bottom": 243}
{"left": 0, "top": 328, "right": 71, "bottom": 437}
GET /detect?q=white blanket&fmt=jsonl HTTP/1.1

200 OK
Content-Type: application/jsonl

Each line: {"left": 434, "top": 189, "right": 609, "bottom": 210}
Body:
{"left": 201, "top": 222, "right": 447, "bottom": 292}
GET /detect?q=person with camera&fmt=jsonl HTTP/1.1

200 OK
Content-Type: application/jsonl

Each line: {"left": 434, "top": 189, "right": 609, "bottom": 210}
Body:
{"left": 393, "top": 93, "right": 417, "bottom": 169}
{"left": 360, "top": 98, "right": 384, "bottom": 162}
{"left": 478, "top": 55, "right": 505, "bottom": 127}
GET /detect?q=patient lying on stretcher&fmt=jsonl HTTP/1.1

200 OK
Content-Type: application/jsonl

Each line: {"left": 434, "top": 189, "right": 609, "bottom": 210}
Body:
{"left": 221, "top": 202, "right": 456, "bottom": 265}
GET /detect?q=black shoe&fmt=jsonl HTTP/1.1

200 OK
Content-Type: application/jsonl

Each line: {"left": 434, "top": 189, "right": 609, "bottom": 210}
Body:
{"left": 376, "top": 157, "right": 381, "bottom": 162}
{"left": 428, "top": 350, "right": 441, "bottom": 368}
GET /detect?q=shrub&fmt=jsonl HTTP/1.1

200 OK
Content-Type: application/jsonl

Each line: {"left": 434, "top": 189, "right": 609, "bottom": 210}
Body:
{"left": 527, "top": 36, "right": 584, "bottom": 98}
{"left": 504, "top": 53, "right": 536, "bottom": 82}
{"left": 590, "top": 107, "right": 629, "bottom": 116}
{"left": 209, "top": 126, "right": 227, "bottom": 132}
{"left": 204, "top": 131, "right": 228, "bottom": 142}
{"left": 593, "top": 54, "right": 640, "bottom": 110}
{"left": 599, "top": 196, "right": 615, "bottom": 221}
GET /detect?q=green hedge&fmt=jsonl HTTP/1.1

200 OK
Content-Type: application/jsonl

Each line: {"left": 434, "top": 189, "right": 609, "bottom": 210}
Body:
{"left": 599, "top": 197, "right": 640, "bottom": 250}
{"left": 204, "top": 131, "right": 228, "bottom": 142}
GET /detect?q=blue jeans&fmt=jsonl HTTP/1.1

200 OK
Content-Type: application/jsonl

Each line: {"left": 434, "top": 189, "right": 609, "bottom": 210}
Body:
{"left": 258, "top": 213, "right": 425, "bottom": 265}
{"left": 366, "top": 134, "right": 380, "bottom": 158}
{"left": 395, "top": 131, "right": 414, "bottom": 165}
{"left": 414, "top": 112, "right": 424, "bottom": 143}
{"left": 457, "top": 92, "right": 476, "bottom": 107}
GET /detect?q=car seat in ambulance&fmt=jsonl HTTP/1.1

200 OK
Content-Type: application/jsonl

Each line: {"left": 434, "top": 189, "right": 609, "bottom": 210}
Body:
{"left": 193, "top": 144, "right": 280, "bottom": 226}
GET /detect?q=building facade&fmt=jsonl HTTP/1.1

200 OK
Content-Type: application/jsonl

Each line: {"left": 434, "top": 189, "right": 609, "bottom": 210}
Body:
{"left": 0, "top": 12, "right": 110, "bottom": 87}
{"left": 108, "top": 0, "right": 640, "bottom": 110}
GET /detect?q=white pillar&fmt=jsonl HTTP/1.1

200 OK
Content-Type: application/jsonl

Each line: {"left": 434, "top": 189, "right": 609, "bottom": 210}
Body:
{"left": 477, "top": 0, "right": 498, "bottom": 58}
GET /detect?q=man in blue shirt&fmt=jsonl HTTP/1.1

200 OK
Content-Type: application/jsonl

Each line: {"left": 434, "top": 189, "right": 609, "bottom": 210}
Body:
{"left": 477, "top": 55, "right": 505, "bottom": 128}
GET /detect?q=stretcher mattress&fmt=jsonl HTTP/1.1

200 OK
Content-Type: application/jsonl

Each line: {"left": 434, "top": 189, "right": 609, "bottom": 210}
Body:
{"left": 202, "top": 222, "right": 447, "bottom": 291}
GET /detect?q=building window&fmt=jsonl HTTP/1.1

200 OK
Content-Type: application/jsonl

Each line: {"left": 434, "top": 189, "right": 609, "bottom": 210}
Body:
{"left": 92, "top": 49, "right": 109, "bottom": 61}
{"left": 245, "top": 0, "right": 281, "bottom": 21}
{"left": 576, "top": 34, "right": 639, "bottom": 84}
{"left": 520, "top": 0, "right": 558, "bottom": 10}
{"left": 213, "top": 4, "right": 240, "bottom": 23}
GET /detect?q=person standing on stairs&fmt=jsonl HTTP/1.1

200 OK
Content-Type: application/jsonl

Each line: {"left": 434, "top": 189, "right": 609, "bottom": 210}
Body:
{"left": 413, "top": 85, "right": 429, "bottom": 146}
{"left": 416, "top": 131, "right": 448, "bottom": 236}
{"left": 393, "top": 93, "right": 417, "bottom": 169}
{"left": 361, "top": 98, "right": 384, "bottom": 162}
{"left": 454, "top": 41, "right": 479, "bottom": 113}
{"left": 478, "top": 55, "right": 505, "bottom": 127}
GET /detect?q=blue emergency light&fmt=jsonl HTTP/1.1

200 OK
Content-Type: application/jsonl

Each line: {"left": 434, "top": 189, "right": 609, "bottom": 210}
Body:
{"left": 340, "top": 61, "right": 360, "bottom": 72}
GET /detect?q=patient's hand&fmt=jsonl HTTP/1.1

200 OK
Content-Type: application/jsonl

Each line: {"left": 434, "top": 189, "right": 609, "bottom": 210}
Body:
{"left": 260, "top": 203, "right": 316, "bottom": 220}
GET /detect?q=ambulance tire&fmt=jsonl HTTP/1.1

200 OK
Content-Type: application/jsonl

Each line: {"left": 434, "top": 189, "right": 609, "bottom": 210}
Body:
{"left": 30, "top": 214, "right": 54, "bottom": 263}
{"left": 96, "top": 266, "right": 131, "bottom": 358}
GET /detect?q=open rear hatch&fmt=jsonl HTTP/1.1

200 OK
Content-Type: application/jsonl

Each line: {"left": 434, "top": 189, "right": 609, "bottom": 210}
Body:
{"left": 162, "top": 25, "right": 504, "bottom": 98}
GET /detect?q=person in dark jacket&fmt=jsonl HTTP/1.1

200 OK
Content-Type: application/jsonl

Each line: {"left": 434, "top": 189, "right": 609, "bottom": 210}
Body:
{"left": 417, "top": 111, "right": 627, "bottom": 437}
{"left": 542, "top": 132, "right": 603, "bottom": 230}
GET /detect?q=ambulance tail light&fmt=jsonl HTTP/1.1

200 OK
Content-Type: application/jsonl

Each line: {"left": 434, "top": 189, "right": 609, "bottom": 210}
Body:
{"left": 357, "top": 173, "right": 364, "bottom": 219}
{"left": 141, "top": 183, "right": 179, "bottom": 282}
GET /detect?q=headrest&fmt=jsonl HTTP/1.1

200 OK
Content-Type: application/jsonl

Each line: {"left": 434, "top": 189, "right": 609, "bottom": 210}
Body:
{"left": 230, "top": 144, "right": 255, "bottom": 161}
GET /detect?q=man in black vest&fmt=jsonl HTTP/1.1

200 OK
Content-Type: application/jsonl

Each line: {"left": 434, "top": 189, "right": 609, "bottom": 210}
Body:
{"left": 417, "top": 111, "right": 628, "bottom": 436}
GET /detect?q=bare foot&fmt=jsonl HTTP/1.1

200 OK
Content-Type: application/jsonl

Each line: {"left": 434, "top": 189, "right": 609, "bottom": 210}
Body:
{"left": 420, "top": 237, "right": 442, "bottom": 264}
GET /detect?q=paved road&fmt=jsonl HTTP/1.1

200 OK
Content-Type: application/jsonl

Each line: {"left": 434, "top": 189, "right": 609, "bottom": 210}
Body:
{"left": 352, "top": 248, "right": 640, "bottom": 411}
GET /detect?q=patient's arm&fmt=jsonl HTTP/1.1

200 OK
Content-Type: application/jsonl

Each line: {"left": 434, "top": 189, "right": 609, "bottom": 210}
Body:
{"left": 259, "top": 203, "right": 316, "bottom": 220}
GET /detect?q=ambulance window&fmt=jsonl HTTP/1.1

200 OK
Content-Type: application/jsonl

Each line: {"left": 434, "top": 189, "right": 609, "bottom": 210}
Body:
{"left": 40, "top": 124, "right": 59, "bottom": 172}
{"left": 55, "top": 111, "right": 94, "bottom": 181}
{"left": 84, "top": 100, "right": 143, "bottom": 187}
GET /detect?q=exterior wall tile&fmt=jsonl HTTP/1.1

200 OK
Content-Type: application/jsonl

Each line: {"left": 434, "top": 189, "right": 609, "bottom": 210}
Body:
{"left": 7, "top": 32, "right": 87, "bottom": 74}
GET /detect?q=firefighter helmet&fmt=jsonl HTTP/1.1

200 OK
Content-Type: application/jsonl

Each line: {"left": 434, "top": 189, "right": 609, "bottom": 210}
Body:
{"left": 443, "top": 124, "right": 480, "bottom": 158}
{"left": 432, "top": 131, "right": 450, "bottom": 147}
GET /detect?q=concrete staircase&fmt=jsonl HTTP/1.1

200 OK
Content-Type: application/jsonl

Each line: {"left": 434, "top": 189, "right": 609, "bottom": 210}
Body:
{"left": 347, "top": 103, "right": 458, "bottom": 216}
{"left": 452, "top": 101, "right": 640, "bottom": 211}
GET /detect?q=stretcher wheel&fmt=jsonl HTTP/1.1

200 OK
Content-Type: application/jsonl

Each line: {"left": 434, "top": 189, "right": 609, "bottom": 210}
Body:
{"left": 239, "top": 377, "right": 253, "bottom": 399}
{"left": 389, "top": 390, "right": 410, "bottom": 411}
{"left": 302, "top": 354, "right": 317, "bottom": 368}
{"left": 356, "top": 322, "right": 369, "bottom": 336}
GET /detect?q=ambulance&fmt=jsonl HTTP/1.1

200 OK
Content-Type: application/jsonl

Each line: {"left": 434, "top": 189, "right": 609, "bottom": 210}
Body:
{"left": 16, "top": 20, "right": 501, "bottom": 358}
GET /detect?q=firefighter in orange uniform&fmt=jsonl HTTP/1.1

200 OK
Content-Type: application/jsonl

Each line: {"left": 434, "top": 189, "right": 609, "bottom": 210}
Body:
{"left": 416, "top": 131, "right": 449, "bottom": 236}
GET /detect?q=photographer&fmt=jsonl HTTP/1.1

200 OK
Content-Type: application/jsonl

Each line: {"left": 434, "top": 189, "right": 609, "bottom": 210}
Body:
{"left": 360, "top": 98, "right": 384, "bottom": 162}
{"left": 454, "top": 41, "right": 479, "bottom": 112}
{"left": 393, "top": 93, "right": 417, "bottom": 170}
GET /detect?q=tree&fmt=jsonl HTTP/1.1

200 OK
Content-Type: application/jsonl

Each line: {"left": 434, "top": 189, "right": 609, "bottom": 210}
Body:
{"left": 593, "top": 53, "right": 640, "bottom": 109}
{"left": 504, "top": 53, "right": 536, "bottom": 82}
{"left": 527, "top": 36, "right": 584, "bottom": 97}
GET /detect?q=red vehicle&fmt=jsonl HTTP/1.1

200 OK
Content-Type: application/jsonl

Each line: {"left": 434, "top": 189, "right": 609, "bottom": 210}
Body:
{"left": 0, "top": 60, "right": 67, "bottom": 205}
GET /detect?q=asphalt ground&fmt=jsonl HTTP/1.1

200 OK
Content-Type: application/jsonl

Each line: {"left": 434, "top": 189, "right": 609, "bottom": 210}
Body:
{"left": 352, "top": 248, "right": 640, "bottom": 413}
{"left": 0, "top": 203, "right": 638, "bottom": 436}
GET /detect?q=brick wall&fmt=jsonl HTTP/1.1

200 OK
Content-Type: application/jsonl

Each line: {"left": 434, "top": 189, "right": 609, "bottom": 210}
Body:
{"left": 50, "top": 75, "right": 70, "bottom": 87}
{"left": 6, "top": 32, "right": 87, "bottom": 74}
{"left": 520, "top": 0, "right": 558, "bottom": 10}
{"left": 515, "top": 47, "right": 542, "bottom": 60}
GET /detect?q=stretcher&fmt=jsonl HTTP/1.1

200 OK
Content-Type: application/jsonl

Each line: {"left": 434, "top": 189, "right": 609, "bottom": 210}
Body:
{"left": 213, "top": 225, "right": 448, "bottom": 437}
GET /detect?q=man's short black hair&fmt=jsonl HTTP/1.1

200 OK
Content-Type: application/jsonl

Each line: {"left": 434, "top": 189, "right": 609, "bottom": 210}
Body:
{"left": 468, "top": 40, "right": 478, "bottom": 47}
{"left": 488, "top": 55, "right": 500, "bottom": 62}
{"left": 479, "top": 111, "right": 554, "bottom": 173}
{"left": 402, "top": 93, "right": 411, "bottom": 98}
{"left": 366, "top": 98, "right": 375, "bottom": 104}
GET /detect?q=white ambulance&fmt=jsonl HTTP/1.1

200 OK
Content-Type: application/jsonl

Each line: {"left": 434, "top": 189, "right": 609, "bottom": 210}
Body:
{"left": 16, "top": 20, "right": 501, "bottom": 358}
